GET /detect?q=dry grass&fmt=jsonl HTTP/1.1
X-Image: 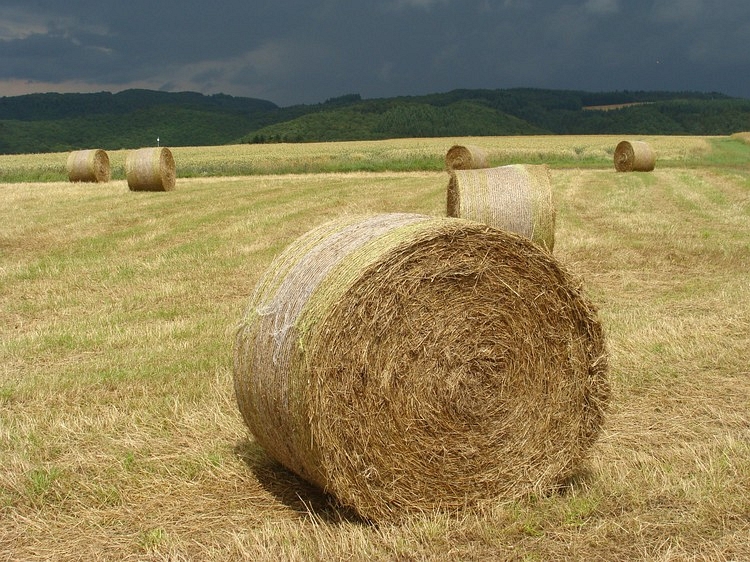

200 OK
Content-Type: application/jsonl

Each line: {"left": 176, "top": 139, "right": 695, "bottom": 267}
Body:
{"left": 163, "top": 135, "right": 716, "bottom": 173}
{"left": 1, "top": 137, "right": 749, "bottom": 560}
{"left": 0, "top": 135, "right": 716, "bottom": 182}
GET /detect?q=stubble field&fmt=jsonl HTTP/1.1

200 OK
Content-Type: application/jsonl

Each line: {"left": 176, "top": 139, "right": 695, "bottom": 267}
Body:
{"left": 1, "top": 135, "right": 748, "bottom": 560}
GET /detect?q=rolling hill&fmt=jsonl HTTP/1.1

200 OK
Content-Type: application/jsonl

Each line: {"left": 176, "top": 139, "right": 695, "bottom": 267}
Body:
{"left": 0, "top": 87, "right": 748, "bottom": 154}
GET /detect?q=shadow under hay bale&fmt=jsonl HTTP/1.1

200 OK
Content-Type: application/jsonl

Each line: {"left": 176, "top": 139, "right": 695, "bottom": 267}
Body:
{"left": 233, "top": 439, "right": 357, "bottom": 522}
{"left": 445, "top": 144, "right": 489, "bottom": 171}
{"left": 447, "top": 164, "right": 556, "bottom": 252}
{"left": 125, "top": 147, "right": 176, "bottom": 191}
{"left": 614, "top": 140, "right": 655, "bottom": 172}
{"left": 233, "top": 213, "right": 609, "bottom": 522}
{"left": 66, "top": 149, "right": 111, "bottom": 183}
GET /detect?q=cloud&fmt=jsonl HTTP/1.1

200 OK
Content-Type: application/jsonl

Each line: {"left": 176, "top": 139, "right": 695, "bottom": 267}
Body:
{"left": 0, "top": 0, "right": 748, "bottom": 104}
{"left": 133, "top": 37, "right": 339, "bottom": 102}
{"left": 387, "top": 0, "right": 451, "bottom": 9}
{"left": 0, "top": 5, "right": 110, "bottom": 42}
{"left": 0, "top": 8, "right": 49, "bottom": 41}
{"left": 650, "top": 0, "right": 705, "bottom": 24}
{"left": 583, "top": 0, "right": 619, "bottom": 15}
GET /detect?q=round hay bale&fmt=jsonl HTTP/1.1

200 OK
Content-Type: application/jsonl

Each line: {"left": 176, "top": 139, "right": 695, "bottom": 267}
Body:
{"left": 234, "top": 213, "right": 609, "bottom": 522}
{"left": 447, "top": 164, "right": 556, "bottom": 252}
{"left": 66, "top": 149, "right": 111, "bottom": 183}
{"left": 445, "top": 144, "right": 489, "bottom": 170}
{"left": 125, "top": 147, "right": 176, "bottom": 191}
{"left": 613, "top": 140, "right": 655, "bottom": 172}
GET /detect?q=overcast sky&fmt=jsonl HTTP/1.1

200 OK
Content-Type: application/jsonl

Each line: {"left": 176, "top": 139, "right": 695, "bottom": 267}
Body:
{"left": 1, "top": 0, "right": 749, "bottom": 106}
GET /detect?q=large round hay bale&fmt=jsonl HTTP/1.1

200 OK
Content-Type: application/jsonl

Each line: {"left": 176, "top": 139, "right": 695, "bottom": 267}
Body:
{"left": 125, "top": 147, "right": 176, "bottom": 191}
{"left": 445, "top": 144, "right": 489, "bottom": 170}
{"left": 613, "top": 140, "right": 655, "bottom": 172}
{"left": 447, "top": 164, "right": 556, "bottom": 252}
{"left": 234, "top": 213, "right": 609, "bottom": 522}
{"left": 66, "top": 149, "right": 111, "bottom": 183}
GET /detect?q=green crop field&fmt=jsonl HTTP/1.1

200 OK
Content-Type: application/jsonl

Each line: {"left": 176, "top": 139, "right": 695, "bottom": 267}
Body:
{"left": 1, "top": 135, "right": 748, "bottom": 560}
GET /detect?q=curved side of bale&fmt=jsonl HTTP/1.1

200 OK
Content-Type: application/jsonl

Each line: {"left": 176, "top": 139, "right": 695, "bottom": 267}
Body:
{"left": 234, "top": 213, "right": 609, "bottom": 522}
{"left": 447, "top": 164, "right": 556, "bottom": 252}
{"left": 614, "top": 140, "right": 655, "bottom": 172}
{"left": 125, "top": 147, "right": 176, "bottom": 191}
{"left": 66, "top": 149, "right": 111, "bottom": 183}
{"left": 445, "top": 144, "right": 489, "bottom": 170}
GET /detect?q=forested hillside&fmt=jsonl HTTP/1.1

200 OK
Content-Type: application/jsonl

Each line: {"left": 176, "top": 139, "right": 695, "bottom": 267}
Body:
{"left": 0, "top": 90, "right": 277, "bottom": 154}
{"left": 0, "top": 88, "right": 748, "bottom": 154}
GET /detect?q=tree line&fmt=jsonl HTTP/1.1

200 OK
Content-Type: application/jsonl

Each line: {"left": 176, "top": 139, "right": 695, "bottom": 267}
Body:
{"left": 0, "top": 87, "right": 747, "bottom": 154}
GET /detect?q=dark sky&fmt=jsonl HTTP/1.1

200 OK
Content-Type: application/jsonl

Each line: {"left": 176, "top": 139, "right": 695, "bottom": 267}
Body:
{"left": 1, "top": 0, "right": 748, "bottom": 106}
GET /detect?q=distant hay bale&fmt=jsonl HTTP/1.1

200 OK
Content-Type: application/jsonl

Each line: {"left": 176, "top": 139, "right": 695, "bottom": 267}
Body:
{"left": 125, "top": 147, "right": 176, "bottom": 191}
{"left": 730, "top": 132, "right": 750, "bottom": 145}
{"left": 613, "top": 140, "right": 655, "bottom": 172}
{"left": 66, "top": 149, "right": 110, "bottom": 183}
{"left": 445, "top": 144, "right": 489, "bottom": 170}
{"left": 233, "top": 213, "right": 609, "bottom": 522}
{"left": 447, "top": 164, "right": 556, "bottom": 252}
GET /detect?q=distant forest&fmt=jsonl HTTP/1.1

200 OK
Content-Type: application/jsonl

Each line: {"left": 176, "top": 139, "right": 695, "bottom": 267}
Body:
{"left": 0, "top": 87, "right": 749, "bottom": 154}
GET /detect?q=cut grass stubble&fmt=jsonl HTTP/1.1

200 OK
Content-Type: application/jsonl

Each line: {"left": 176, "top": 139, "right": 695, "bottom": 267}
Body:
{"left": 1, "top": 137, "right": 749, "bottom": 560}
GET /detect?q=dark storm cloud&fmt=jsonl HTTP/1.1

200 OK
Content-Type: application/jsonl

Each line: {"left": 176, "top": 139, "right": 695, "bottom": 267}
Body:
{"left": 0, "top": 0, "right": 748, "bottom": 105}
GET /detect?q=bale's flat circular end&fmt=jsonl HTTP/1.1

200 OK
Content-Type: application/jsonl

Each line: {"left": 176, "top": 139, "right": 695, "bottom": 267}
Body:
{"left": 126, "top": 147, "right": 176, "bottom": 191}
{"left": 234, "top": 214, "right": 609, "bottom": 521}
{"left": 445, "top": 144, "right": 489, "bottom": 170}
{"left": 66, "top": 149, "right": 111, "bottom": 183}
{"left": 614, "top": 140, "right": 655, "bottom": 172}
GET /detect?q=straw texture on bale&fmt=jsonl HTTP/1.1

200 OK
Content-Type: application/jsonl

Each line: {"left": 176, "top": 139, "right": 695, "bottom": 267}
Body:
{"left": 447, "top": 164, "right": 556, "bottom": 252}
{"left": 66, "top": 149, "right": 111, "bottom": 183}
{"left": 445, "top": 144, "right": 489, "bottom": 170}
{"left": 614, "top": 140, "right": 655, "bottom": 172}
{"left": 125, "top": 147, "right": 176, "bottom": 191}
{"left": 234, "top": 213, "right": 609, "bottom": 522}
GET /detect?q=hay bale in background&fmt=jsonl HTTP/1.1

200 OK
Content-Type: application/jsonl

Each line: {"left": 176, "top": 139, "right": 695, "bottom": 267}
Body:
{"left": 66, "top": 149, "right": 110, "bottom": 183}
{"left": 614, "top": 140, "right": 655, "bottom": 172}
{"left": 125, "top": 147, "right": 176, "bottom": 191}
{"left": 447, "top": 164, "right": 556, "bottom": 252}
{"left": 445, "top": 144, "right": 489, "bottom": 170}
{"left": 234, "top": 213, "right": 609, "bottom": 522}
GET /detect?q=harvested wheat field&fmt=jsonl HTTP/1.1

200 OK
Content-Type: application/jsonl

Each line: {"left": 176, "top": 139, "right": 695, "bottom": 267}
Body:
{"left": 0, "top": 135, "right": 749, "bottom": 560}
